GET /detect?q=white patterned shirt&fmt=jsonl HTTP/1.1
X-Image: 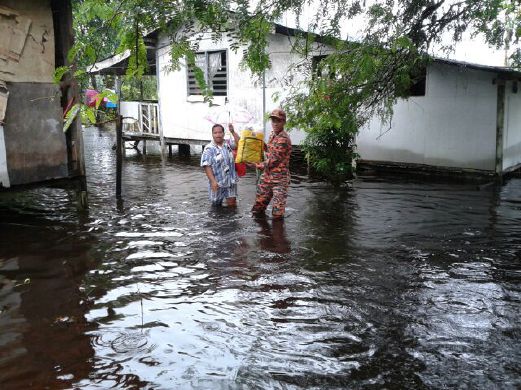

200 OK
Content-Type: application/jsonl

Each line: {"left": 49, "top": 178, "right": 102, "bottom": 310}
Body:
{"left": 200, "top": 139, "right": 238, "bottom": 188}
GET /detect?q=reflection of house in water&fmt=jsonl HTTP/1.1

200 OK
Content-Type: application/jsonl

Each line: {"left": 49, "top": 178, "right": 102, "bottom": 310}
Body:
{"left": 0, "top": 0, "right": 85, "bottom": 192}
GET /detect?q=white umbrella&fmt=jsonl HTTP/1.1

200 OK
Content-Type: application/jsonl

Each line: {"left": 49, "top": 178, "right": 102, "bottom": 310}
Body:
{"left": 204, "top": 103, "right": 255, "bottom": 126}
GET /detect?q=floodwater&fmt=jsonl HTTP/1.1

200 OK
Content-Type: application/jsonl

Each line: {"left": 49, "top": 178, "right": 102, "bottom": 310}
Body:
{"left": 1, "top": 127, "right": 520, "bottom": 389}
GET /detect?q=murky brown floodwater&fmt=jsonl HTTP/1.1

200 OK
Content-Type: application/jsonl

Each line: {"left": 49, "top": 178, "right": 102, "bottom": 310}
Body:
{"left": 1, "top": 126, "right": 520, "bottom": 389}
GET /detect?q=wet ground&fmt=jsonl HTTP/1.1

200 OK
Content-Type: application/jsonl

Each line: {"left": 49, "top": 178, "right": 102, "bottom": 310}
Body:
{"left": 0, "top": 126, "right": 520, "bottom": 389}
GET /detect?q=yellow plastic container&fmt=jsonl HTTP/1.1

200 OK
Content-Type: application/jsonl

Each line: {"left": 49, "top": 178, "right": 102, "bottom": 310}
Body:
{"left": 235, "top": 129, "right": 264, "bottom": 163}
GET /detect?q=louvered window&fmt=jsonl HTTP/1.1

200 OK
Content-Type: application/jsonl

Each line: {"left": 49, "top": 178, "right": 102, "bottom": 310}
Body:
{"left": 187, "top": 50, "right": 227, "bottom": 96}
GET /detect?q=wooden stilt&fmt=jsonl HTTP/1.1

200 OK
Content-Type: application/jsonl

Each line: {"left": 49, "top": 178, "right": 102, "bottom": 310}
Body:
{"left": 51, "top": 0, "right": 88, "bottom": 208}
{"left": 179, "top": 143, "right": 190, "bottom": 157}
{"left": 116, "top": 114, "right": 123, "bottom": 198}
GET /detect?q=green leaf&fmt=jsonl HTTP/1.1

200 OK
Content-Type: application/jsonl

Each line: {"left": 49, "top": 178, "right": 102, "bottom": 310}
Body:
{"left": 94, "top": 89, "right": 118, "bottom": 109}
{"left": 67, "top": 44, "right": 81, "bottom": 63}
{"left": 85, "top": 106, "right": 96, "bottom": 124}
{"left": 63, "top": 103, "right": 81, "bottom": 132}
{"left": 53, "top": 66, "right": 70, "bottom": 83}
{"left": 100, "top": 89, "right": 118, "bottom": 103}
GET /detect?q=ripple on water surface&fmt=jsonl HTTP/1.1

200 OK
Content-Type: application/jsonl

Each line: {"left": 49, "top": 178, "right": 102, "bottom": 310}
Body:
{"left": 0, "top": 128, "right": 520, "bottom": 389}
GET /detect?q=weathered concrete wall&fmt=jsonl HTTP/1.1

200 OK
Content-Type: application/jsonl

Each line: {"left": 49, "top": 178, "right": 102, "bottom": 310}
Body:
{"left": 3, "top": 82, "right": 67, "bottom": 185}
{"left": 503, "top": 80, "right": 521, "bottom": 171}
{"left": 357, "top": 63, "right": 498, "bottom": 171}
{"left": 0, "top": 0, "right": 69, "bottom": 188}
{"left": 0, "top": 0, "right": 55, "bottom": 83}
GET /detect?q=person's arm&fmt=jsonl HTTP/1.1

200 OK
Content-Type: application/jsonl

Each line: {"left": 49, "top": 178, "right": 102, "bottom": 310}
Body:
{"left": 204, "top": 166, "right": 219, "bottom": 193}
{"left": 229, "top": 123, "right": 239, "bottom": 147}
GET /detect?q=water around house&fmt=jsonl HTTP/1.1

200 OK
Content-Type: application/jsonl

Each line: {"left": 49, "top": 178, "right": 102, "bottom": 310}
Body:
{"left": 0, "top": 127, "right": 520, "bottom": 389}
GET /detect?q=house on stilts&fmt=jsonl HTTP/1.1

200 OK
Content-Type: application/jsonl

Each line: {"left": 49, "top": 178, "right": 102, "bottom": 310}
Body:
{"left": 91, "top": 21, "right": 521, "bottom": 179}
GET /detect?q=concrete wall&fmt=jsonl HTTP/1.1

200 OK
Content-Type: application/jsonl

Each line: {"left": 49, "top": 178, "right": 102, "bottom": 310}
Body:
{"left": 356, "top": 63, "right": 499, "bottom": 171}
{"left": 155, "top": 29, "right": 313, "bottom": 145}
{"left": 0, "top": 0, "right": 56, "bottom": 83}
{"left": 3, "top": 83, "right": 67, "bottom": 185}
{"left": 0, "top": 0, "right": 68, "bottom": 187}
{"left": 503, "top": 80, "right": 521, "bottom": 171}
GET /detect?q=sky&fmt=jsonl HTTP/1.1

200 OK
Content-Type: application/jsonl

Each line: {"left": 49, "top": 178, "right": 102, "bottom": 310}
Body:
{"left": 443, "top": 35, "right": 508, "bottom": 67}
{"left": 278, "top": 1, "right": 512, "bottom": 68}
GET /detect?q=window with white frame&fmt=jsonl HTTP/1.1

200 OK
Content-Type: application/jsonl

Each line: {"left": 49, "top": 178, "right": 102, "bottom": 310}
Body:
{"left": 187, "top": 50, "right": 227, "bottom": 96}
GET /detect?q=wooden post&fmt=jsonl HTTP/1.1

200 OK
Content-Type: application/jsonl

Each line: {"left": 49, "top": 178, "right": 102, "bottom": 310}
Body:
{"left": 154, "top": 46, "right": 167, "bottom": 159}
{"left": 116, "top": 114, "right": 123, "bottom": 198}
{"left": 168, "top": 144, "right": 172, "bottom": 157}
{"left": 179, "top": 144, "right": 190, "bottom": 157}
{"left": 143, "top": 140, "right": 147, "bottom": 155}
{"left": 158, "top": 104, "right": 166, "bottom": 158}
{"left": 51, "top": 0, "right": 88, "bottom": 208}
{"left": 138, "top": 103, "right": 144, "bottom": 133}
{"left": 306, "top": 151, "right": 311, "bottom": 176}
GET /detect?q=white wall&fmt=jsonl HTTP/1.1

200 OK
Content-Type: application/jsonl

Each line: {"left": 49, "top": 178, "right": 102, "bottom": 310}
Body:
{"left": 503, "top": 81, "right": 521, "bottom": 171}
{"left": 155, "top": 30, "right": 313, "bottom": 145}
{"left": 157, "top": 33, "right": 231, "bottom": 143}
{"left": 356, "top": 63, "right": 498, "bottom": 171}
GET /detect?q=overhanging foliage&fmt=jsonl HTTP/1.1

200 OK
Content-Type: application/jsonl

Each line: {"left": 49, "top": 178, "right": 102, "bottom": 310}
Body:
{"left": 71, "top": 0, "right": 520, "bottom": 183}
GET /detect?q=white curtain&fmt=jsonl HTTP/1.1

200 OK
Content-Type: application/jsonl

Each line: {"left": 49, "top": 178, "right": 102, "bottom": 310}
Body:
{"left": 207, "top": 52, "right": 222, "bottom": 86}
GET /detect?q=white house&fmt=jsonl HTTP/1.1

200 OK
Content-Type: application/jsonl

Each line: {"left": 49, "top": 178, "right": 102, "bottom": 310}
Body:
{"left": 155, "top": 24, "right": 330, "bottom": 147}
{"left": 91, "top": 24, "right": 329, "bottom": 151}
{"left": 92, "top": 23, "right": 521, "bottom": 177}
{"left": 356, "top": 59, "right": 521, "bottom": 176}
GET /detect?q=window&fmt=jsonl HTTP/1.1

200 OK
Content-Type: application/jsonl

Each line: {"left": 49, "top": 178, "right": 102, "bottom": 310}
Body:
{"left": 187, "top": 50, "right": 227, "bottom": 96}
{"left": 312, "top": 55, "right": 331, "bottom": 80}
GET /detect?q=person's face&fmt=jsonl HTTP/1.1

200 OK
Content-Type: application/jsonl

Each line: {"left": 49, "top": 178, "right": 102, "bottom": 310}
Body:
{"left": 270, "top": 117, "right": 285, "bottom": 134}
{"left": 212, "top": 126, "right": 225, "bottom": 145}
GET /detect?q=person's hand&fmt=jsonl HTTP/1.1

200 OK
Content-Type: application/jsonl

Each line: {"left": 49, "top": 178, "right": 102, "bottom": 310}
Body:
{"left": 255, "top": 162, "right": 265, "bottom": 170}
{"left": 210, "top": 180, "right": 219, "bottom": 193}
{"left": 228, "top": 123, "right": 235, "bottom": 133}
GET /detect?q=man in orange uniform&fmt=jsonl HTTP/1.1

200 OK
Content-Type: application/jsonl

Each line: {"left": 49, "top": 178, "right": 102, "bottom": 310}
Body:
{"left": 252, "top": 108, "right": 292, "bottom": 219}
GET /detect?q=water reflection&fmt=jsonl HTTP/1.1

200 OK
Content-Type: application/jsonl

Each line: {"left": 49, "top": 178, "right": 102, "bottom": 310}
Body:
{"left": 254, "top": 216, "right": 291, "bottom": 254}
{"left": 0, "top": 127, "right": 520, "bottom": 389}
{"left": 0, "top": 205, "right": 96, "bottom": 389}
